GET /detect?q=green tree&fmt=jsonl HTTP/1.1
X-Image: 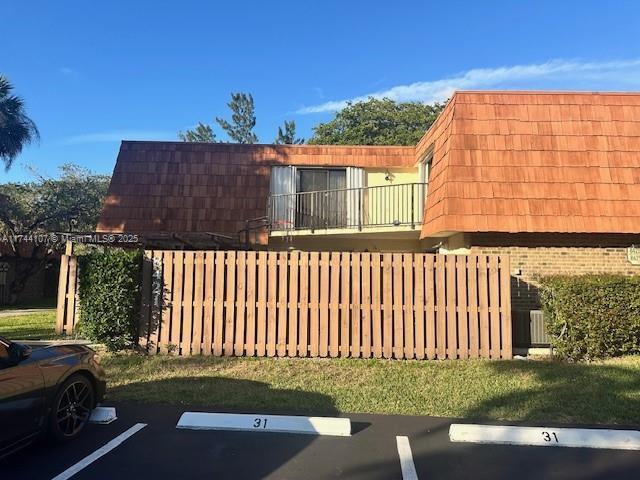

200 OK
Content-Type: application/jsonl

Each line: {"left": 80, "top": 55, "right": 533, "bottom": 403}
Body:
{"left": 0, "top": 75, "right": 39, "bottom": 170}
{"left": 308, "top": 97, "right": 446, "bottom": 146}
{"left": 0, "top": 164, "right": 110, "bottom": 302}
{"left": 178, "top": 122, "right": 216, "bottom": 142}
{"left": 275, "top": 120, "right": 304, "bottom": 144}
{"left": 216, "top": 92, "right": 258, "bottom": 143}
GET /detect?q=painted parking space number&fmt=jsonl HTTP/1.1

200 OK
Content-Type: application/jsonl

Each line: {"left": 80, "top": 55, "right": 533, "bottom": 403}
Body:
{"left": 253, "top": 418, "right": 268, "bottom": 429}
{"left": 542, "top": 431, "right": 559, "bottom": 443}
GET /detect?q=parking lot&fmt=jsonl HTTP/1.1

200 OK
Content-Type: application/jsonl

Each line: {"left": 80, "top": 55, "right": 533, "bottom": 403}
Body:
{"left": 2, "top": 403, "right": 639, "bottom": 479}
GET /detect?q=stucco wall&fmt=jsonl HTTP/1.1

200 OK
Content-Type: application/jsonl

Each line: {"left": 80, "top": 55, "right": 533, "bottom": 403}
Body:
{"left": 364, "top": 167, "right": 422, "bottom": 226}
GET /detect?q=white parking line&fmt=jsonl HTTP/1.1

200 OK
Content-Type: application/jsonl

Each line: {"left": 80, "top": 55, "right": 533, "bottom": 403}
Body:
{"left": 177, "top": 412, "right": 351, "bottom": 436}
{"left": 449, "top": 423, "right": 640, "bottom": 450}
{"left": 396, "top": 436, "right": 419, "bottom": 480}
{"left": 51, "top": 423, "right": 147, "bottom": 480}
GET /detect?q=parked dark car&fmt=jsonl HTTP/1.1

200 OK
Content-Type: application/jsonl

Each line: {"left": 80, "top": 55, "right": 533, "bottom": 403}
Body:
{"left": 0, "top": 336, "right": 106, "bottom": 458}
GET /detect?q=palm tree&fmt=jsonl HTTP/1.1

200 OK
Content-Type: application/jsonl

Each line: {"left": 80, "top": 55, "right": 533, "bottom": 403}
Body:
{"left": 0, "top": 75, "right": 39, "bottom": 170}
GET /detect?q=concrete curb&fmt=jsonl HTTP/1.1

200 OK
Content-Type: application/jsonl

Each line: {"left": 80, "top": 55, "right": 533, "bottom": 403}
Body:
{"left": 450, "top": 423, "right": 640, "bottom": 450}
{"left": 177, "top": 412, "right": 352, "bottom": 436}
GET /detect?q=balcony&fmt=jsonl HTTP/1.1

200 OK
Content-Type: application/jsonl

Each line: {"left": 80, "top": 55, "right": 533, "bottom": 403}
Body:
{"left": 268, "top": 183, "right": 426, "bottom": 234}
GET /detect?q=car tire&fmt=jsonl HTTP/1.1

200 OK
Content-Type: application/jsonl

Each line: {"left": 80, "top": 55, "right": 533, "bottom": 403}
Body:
{"left": 48, "top": 374, "right": 95, "bottom": 442}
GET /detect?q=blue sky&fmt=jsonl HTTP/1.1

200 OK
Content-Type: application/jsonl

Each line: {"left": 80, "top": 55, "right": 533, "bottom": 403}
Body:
{"left": 2, "top": 0, "right": 640, "bottom": 182}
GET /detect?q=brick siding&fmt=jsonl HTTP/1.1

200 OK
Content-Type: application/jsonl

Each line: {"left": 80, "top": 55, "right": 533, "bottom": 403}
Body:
{"left": 468, "top": 233, "right": 640, "bottom": 310}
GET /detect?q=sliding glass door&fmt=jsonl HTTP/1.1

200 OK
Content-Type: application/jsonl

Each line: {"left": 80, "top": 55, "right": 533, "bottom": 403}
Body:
{"left": 296, "top": 169, "right": 346, "bottom": 228}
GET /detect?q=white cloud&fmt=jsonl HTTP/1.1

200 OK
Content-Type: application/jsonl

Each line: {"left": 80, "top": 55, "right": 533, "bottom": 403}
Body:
{"left": 63, "top": 130, "right": 175, "bottom": 145}
{"left": 59, "top": 67, "right": 79, "bottom": 78}
{"left": 296, "top": 58, "right": 640, "bottom": 114}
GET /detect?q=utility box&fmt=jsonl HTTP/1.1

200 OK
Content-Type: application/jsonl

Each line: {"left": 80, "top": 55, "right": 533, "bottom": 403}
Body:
{"left": 513, "top": 310, "right": 550, "bottom": 347}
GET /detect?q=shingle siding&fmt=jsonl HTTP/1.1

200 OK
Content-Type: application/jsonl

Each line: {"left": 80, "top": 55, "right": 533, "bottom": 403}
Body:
{"left": 97, "top": 142, "right": 415, "bottom": 244}
{"left": 98, "top": 91, "right": 640, "bottom": 244}
{"left": 420, "top": 91, "right": 640, "bottom": 237}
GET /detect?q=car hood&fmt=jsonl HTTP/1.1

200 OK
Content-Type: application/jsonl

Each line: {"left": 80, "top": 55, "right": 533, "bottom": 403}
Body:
{"left": 27, "top": 343, "right": 96, "bottom": 364}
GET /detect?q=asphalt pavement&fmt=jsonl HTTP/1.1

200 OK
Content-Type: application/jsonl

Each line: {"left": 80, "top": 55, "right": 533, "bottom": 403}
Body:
{"left": 2, "top": 402, "right": 639, "bottom": 479}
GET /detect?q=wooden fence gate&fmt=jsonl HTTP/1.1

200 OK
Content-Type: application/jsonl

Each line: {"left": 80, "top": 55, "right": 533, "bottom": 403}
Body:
{"left": 56, "top": 250, "right": 512, "bottom": 359}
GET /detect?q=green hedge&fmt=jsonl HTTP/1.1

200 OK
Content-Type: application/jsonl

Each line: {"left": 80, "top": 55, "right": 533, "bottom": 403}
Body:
{"left": 539, "top": 275, "right": 640, "bottom": 361}
{"left": 78, "top": 248, "right": 142, "bottom": 352}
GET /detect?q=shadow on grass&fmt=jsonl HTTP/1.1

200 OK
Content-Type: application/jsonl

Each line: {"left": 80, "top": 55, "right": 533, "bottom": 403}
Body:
{"left": 462, "top": 359, "right": 640, "bottom": 426}
{"left": 107, "top": 374, "right": 340, "bottom": 416}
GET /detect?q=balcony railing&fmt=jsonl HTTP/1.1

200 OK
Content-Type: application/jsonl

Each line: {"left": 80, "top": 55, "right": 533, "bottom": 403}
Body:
{"left": 268, "top": 183, "right": 426, "bottom": 232}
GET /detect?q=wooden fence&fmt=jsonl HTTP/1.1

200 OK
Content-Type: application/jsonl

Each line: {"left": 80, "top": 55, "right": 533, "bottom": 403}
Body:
{"left": 56, "top": 250, "right": 512, "bottom": 359}
{"left": 56, "top": 254, "right": 79, "bottom": 335}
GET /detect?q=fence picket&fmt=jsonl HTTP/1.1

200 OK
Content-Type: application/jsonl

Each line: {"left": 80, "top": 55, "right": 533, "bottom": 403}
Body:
{"left": 382, "top": 254, "right": 393, "bottom": 359}
{"left": 160, "top": 251, "right": 173, "bottom": 355}
{"left": 318, "top": 252, "right": 329, "bottom": 357}
{"left": 65, "top": 257, "right": 77, "bottom": 336}
{"left": 467, "top": 255, "right": 479, "bottom": 359}
{"left": 435, "top": 255, "right": 446, "bottom": 359}
{"left": 140, "top": 251, "right": 153, "bottom": 352}
{"left": 478, "top": 255, "right": 490, "bottom": 358}
{"left": 224, "top": 251, "right": 236, "bottom": 356}
{"left": 299, "top": 252, "right": 309, "bottom": 357}
{"left": 245, "top": 251, "right": 257, "bottom": 356}
{"left": 361, "top": 253, "right": 371, "bottom": 358}
{"left": 371, "top": 253, "right": 382, "bottom": 358}
{"left": 192, "top": 252, "right": 205, "bottom": 355}
{"left": 277, "top": 252, "right": 288, "bottom": 357}
{"left": 182, "top": 252, "right": 195, "bottom": 356}
{"left": 329, "top": 252, "right": 340, "bottom": 357}
{"left": 267, "top": 252, "right": 277, "bottom": 357}
{"left": 288, "top": 251, "right": 299, "bottom": 357}
{"left": 414, "top": 254, "right": 425, "bottom": 360}
{"left": 234, "top": 251, "right": 246, "bottom": 356}
{"left": 350, "top": 253, "right": 361, "bottom": 358}
{"left": 171, "top": 251, "right": 184, "bottom": 355}
{"left": 446, "top": 255, "right": 457, "bottom": 359}
{"left": 203, "top": 252, "right": 214, "bottom": 355}
{"left": 489, "top": 255, "right": 501, "bottom": 359}
{"left": 213, "top": 251, "right": 225, "bottom": 356}
{"left": 456, "top": 256, "right": 469, "bottom": 359}
{"left": 55, "top": 255, "right": 70, "bottom": 335}
{"left": 256, "top": 251, "right": 268, "bottom": 357}
{"left": 340, "top": 252, "right": 351, "bottom": 357}
{"left": 403, "top": 253, "right": 414, "bottom": 359}
{"left": 392, "top": 254, "right": 404, "bottom": 359}
{"left": 425, "top": 255, "right": 436, "bottom": 359}
{"left": 500, "top": 255, "right": 513, "bottom": 359}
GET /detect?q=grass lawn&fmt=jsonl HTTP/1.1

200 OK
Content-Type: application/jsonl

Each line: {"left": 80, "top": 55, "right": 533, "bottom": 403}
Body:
{"left": 0, "top": 310, "right": 58, "bottom": 339}
{"left": 102, "top": 354, "right": 640, "bottom": 426}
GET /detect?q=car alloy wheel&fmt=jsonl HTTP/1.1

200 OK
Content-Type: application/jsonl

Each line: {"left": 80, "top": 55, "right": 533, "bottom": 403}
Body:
{"left": 54, "top": 375, "right": 94, "bottom": 439}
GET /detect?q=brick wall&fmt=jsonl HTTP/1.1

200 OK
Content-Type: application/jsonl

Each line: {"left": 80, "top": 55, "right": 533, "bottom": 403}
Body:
{"left": 468, "top": 233, "right": 640, "bottom": 310}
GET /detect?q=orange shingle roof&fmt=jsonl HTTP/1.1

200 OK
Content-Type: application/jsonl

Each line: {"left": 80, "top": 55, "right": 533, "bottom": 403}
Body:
{"left": 98, "top": 91, "right": 640, "bottom": 243}
{"left": 97, "top": 142, "right": 414, "bottom": 243}
{"left": 420, "top": 91, "right": 640, "bottom": 237}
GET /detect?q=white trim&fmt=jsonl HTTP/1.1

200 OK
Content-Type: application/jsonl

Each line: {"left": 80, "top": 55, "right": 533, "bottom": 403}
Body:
{"left": 449, "top": 423, "right": 640, "bottom": 450}
{"left": 396, "top": 436, "right": 419, "bottom": 480}
{"left": 51, "top": 423, "right": 147, "bottom": 480}
{"left": 346, "top": 167, "right": 365, "bottom": 226}
{"left": 176, "top": 412, "right": 351, "bottom": 436}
